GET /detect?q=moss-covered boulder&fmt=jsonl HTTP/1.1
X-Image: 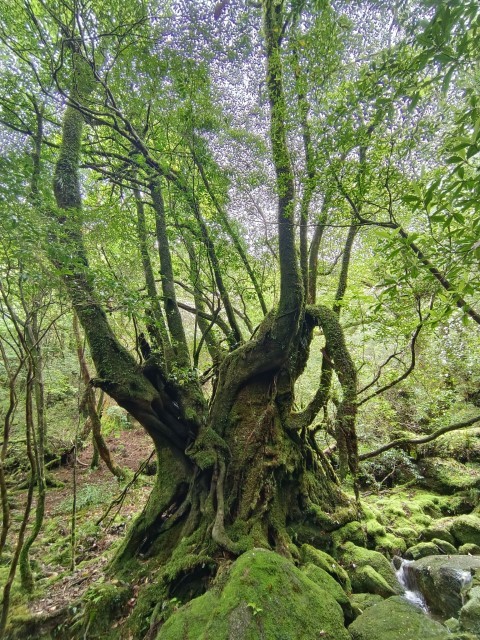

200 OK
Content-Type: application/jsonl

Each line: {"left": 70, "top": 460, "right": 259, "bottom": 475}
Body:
{"left": 300, "top": 543, "right": 351, "bottom": 591}
{"left": 348, "top": 596, "right": 450, "bottom": 640}
{"left": 431, "top": 538, "right": 457, "bottom": 555}
{"left": 459, "top": 585, "right": 480, "bottom": 636}
{"left": 404, "top": 555, "right": 480, "bottom": 619}
{"left": 422, "top": 518, "right": 456, "bottom": 545}
{"left": 331, "top": 520, "right": 366, "bottom": 548}
{"left": 418, "top": 458, "right": 480, "bottom": 494}
{"left": 339, "top": 542, "right": 402, "bottom": 596}
{"left": 374, "top": 533, "right": 407, "bottom": 557}
{"left": 301, "top": 563, "right": 353, "bottom": 622}
{"left": 351, "top": 565, "right": 399, "bottom": 598}
{"left": 157, "top": 548, "right": 350, "bottom": 640}
{"left": 451, "top": 515, "right": 480, "bottom": 547}
{"left": 459, "top": 543, "right": 480, "bottom": 555}
{"left": 405, "top": 541, "right": 441, "bottom": 560}
{"left": 349, "top": 593, "right": 384, "bottom": 618}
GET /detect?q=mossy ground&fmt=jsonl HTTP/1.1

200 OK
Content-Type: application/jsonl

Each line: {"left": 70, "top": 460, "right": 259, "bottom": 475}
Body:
{"left": 4, "top": 425, "right": 480, "bottom": 639}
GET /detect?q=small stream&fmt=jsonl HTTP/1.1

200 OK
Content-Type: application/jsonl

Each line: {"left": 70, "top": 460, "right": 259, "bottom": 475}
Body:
{"left": 395, "top": 559, "right": 430, "bottom": 613}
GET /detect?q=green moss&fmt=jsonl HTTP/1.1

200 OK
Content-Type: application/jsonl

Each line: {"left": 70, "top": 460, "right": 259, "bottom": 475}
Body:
{"left": 459, "top": 543, "right": 480, "bottom": 555}
{"left": 451, "top": 515, "right": 480, "bottom": 546}
{"left": 419, "top": 458, "right": 480, "bottom": 494}
{"left": 349, "top": 595, "right": 451, "bottom": 640}
{"left": 339, "top": 542, "right": 402, "bottom": 595}
{"left": 301, "top": 563, "right": 353, "bottom": 621}
{"left": 349, "top": 592, "right": 384, "bottom": 617}
{"left": 405, "top": 541, "right": 441, "bottom": 560}
{"left": 82, "top": 580, "right": 131, "bottom": 638}
{"left": 300, "top": 544, "right": 351, "bottom": 591}
{"left": 431, "top": 538, "right": 458, "bottom": 555}
{"left": 331, "top": 520, "right": 366, "bottom": 549}
{"left": 374, "top": 533, "right": 406, "bottom": 557}
{"left": 158, "top": 549, "right": 350, "bottom": 640}
{"left": 353, "top": 565, "right": 399, "bottom": 598}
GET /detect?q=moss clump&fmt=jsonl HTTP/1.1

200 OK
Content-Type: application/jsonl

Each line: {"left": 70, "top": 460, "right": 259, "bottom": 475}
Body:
{"left": 405, "top": 541, "right": 441, "bottom": 560}
{"left": 374, "top": 533, "right": 406, "bottom": 557}
{"left": 300, "top": 544, "right": 351, "bottom": 591}
{"left": 301, "top": 563, "right": 353, "bottom": 621}
{"left": 82, "top": 581, "right": 131, "bottom": 638}
{"left": 158, "top": 548, "right": 351, "bottom": 640}
{"left": 422, "top": 518, "right": 456, "bottom": 545}
{"left": 431, "top": 538, "right": 458, "bottom": 555}
{"left": 331, "top": 521, "right": 366, "bottom": 549}
{"left": 459, "top": 543, "right": 480, "bottom": 555}
{"left": 349, "top": 593, "right": 384, "bottom": 617}
{"left": 352, "top": 565, "right": 400, "bottom": 598}
{"left": 451, "top": 515, "right": 480, "bottom": 547}
{"left": 419, "top": 458, "right": 480, "bottom": 495}
{"left": 348, "top": 595, "right": 451, "bottom": 640}
{"left": 339, "top": 542, "right": 402, "bottom": 595}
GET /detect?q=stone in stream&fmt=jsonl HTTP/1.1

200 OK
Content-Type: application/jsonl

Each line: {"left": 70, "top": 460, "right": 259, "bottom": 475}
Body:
{"left": 403, "top": 555, "right": 480, "bottom": 619}
{"left": 348, "top": 596, "right": 451, "bottom": 640}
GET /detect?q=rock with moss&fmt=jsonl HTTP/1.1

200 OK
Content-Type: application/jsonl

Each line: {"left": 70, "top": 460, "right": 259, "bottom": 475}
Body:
{"left": 302, "top": 563, "right": 353, "bottom": 622}
{"left": 349, "top": 593, "right": 384, "bottom": 618}
{"left": 459, "top": 585, "right": 480, "bottom": 636}
{"left": 374, "top": 533, "right": 407, "bottom": 557}
{"left": 339, "top": 542, "right": 402, "bottom": 596}
{"left": 405, "top": 541, "right": 441, "bottom": 560}
{"left": 451, "top": 515, "right": 480, "bottom": 547}
{"left": 300, "top": 543, "right": 351, "bottom": 591}
{"left": 331, "top": 520, "right": 366, "bottom": 548}
{"left": 431, "top": 538, "right": 457, "bottom": 555}
{"left": 419, "top": 458, "right": 480, "bottom": 495}
{"left": 404, "top": 555, "right": 480, "bottom": 619}
{"left": 82, "top": 581, "right": 132, "bottom": 637}
{"left": 365, "top": 518, "right": 386, "bottom": 542}
{"left": 422, "top": 518, "right": 456, "bottom": 546}
{"left": 348, "top": 596, "right": 451, "bottom": 640}
{"left": 458, "top": 543, "right": 480, "bottom": 555}
{"left": 157, "top": 548, "right": 351, "bottom": 640}
{"left": 351, "top": 565, "right": 399, "bottom": 598}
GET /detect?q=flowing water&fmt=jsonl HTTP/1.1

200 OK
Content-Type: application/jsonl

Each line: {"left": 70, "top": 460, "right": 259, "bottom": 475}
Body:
{"left": 395, "top": 559, "right": 430, "bottom": 612}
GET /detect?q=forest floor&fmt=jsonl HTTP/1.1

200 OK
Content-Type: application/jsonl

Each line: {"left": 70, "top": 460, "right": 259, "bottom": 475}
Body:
{"left": 3, "top": 422, "right": 480, "bottom": 638}
{"left": 3, "top": 425, "right": 155, "bottom": 626}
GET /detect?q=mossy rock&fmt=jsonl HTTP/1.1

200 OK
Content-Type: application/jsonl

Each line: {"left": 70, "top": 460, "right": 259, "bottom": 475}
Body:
{"left": 431, "top": 538, "right": 457, "bottom": 555}
{"left": 348, "top": 596, "right": 451, "bottom": 640}
{"left": 422, "top": 518, "right": 456, "bottom": 545}
{"left": 405, "top": 541, "right": 441, "bottom": 560}
{"left": 451, "top": 515, "right": 480, "bottom": 547}
{"left": 374, "top": 533, "right": 407, "bottom": 557}
{"left": 339, "top": 542, "right": 402, "bottom": 595}
{"left": 331, "top": 520, "right": 366, "bottom": 548}
{"left": 419, "top": 428, "right": 480, "bottom": 462}
{"left": 301, "top": 563, "right": 353, "bottom": 622}
{"left": 419, "top": 458, "right": 480, "bottom": 495}
{"left": 82, "top": 581, "right": 131, "bottom": 637}
{"left": 458, "top": 543, "right": 480, "bottom": 555}
{"left": 394, "top": 526, "right": 421, "bottom": 548}
{"left": 349, "top": 593, "right": 384, "bottom": 618}
{"left": 459, "top": 585, "right": 480, "bottom": 636}
{"left": 300, "top": 544, "right": 351, "bottom": 591}
{"left": 351, "top": 565, "right": 399, "bottom": 598}
{"left": 404, "top": 555, "right": 480, "bottom": 619}
{"left": 157, "top": 548, "right": 350, "bottom": 640}
{"left": 365, "top": 519, "right": 386, "bottom": 543}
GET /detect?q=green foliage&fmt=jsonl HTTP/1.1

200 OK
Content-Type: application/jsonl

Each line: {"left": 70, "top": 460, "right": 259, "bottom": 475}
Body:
{"left": 359, "top": 449, "right": 423, "bottom": 490}
{"left": 57, "top": 483, "right": 116, "bottom": 514}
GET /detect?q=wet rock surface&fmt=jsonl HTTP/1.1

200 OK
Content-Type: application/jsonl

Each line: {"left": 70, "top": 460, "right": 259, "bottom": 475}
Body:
{"left": 403, "top": 555, "right": 480, "bottom": 619}
{"left": 348, "top": 596, "right": 451, "bottom": 640}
